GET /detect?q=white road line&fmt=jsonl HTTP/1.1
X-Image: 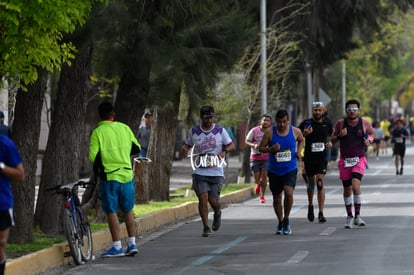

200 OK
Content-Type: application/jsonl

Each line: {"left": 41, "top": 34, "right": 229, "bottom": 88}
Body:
{"left": 320, "top": 226, "right": 336, "bottom": 236}
{"left": 192, "top": 236, "right": 248, "bottom": 266}
{"left": 287, "top": 250, "right": 309, "bottom": 263}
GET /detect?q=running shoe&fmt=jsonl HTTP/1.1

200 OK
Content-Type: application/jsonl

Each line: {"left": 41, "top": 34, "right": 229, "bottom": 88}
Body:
{"left": 307, "top": 205, "right": 314, "bottom": 222}
{"left": 101, "top": 247, "right": 125, "bottom": 257}
{"left": 202, "top": 226, "right": 211, "bottom": 237}
{"left": 212, "top": 211, "right": 221, "bottom": 231}
{"left": 259, "top": 196, "right": 265, "bottom": 203}
{"left": 282, "top": 219, "right": 292, "bottom": 235}
{"left": 126, "top": 244, "right": 138, "bottom": 256}
{"left": 276, "top": 222, "right": 283, "bottom": 235}
{"left": 344, "top": 216, "right": 353, "bottom": 229}
{"left": 354, "top": 215, "right": 366, "bottom": 226}
{"left": 255, "top": 184, "right": 260, "bottom": 195}
{"left": 318, "top": 212, "right": 327, "bottom": 223}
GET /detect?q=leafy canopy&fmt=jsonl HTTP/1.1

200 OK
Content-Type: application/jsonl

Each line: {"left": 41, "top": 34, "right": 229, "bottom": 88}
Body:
{"left": 0, "top": 0, "right": 104, "bottom": 86}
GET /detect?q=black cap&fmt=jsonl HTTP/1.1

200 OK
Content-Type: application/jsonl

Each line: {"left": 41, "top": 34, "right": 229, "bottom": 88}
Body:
{"left": 200, "top": 106, "right": 214, "bottom": 118}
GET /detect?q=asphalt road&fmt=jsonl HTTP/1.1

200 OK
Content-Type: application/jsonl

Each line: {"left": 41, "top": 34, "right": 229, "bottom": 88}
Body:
{"left": 58, "top": 144, "right": 414, "bottom": 275}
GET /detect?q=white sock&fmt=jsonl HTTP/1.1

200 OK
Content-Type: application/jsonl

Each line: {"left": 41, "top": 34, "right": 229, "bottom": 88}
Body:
{"left": 128, "top": 237, "right": 136, "bottom": 246}
{"left": 113, "top": 240, "right": 122, "bottom": 250}
{"left": 354, "top": 194, "right": 362, "bottom": 204}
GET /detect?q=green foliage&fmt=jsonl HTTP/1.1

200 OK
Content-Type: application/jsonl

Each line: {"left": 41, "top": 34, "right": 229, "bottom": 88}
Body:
{"left": 296, "top": 0, "right": 414, "bottom": 68}
{"left": 344, "top": 8, "right": 414, "bottom": 116}
{"left": 208, "top": 72, "right": 247, "bottom": 128}
{"left": 0, "top": 0, "right": 105, "bottom": 86}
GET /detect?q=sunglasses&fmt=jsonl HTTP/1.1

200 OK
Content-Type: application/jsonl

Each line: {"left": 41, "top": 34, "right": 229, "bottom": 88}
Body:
{"left": 346, "top": 107, "right": 359, "bottom": 113}
{"left": 312, "top": 101, "right": 324, "bottom": 107}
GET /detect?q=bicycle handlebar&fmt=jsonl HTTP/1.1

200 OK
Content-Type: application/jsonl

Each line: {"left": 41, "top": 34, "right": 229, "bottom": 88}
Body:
{"left": 133, "top": 157, "right": 152, "bottom": 163}
{"left": 46, "top": 179, "right": 95, "bottom": 194}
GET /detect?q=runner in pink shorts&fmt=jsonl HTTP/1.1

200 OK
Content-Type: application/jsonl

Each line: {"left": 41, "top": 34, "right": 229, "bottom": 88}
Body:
{"left": 331, "top": 99, "right": 374, "bottom": 229}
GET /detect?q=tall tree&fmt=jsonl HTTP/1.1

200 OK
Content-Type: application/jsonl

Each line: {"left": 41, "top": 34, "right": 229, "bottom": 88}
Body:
{"left": 269, "top": 0, "right": 414, "bottom": 117}
{"left": 148, "top": 5, "right": 257, "bottom": 200}
{"left": 92, "top": 0, "right": 257, "bottom": 201}
{"left": 344, "top": 9, "right": 414, "bottom": 119}
{"left": 2, "top": 0, "right": 105, "bottom": 241}
{"left": 235, "top": 2, "right": 305, "bottom": 181}
{"left": 34, "top": 39, "right": 94, "bottom": 234}
{"left": 0, "top": 1, "right": 101, "bottom": 86}
{"left": 10, "top": 69, "right": 47, "bottom": 243}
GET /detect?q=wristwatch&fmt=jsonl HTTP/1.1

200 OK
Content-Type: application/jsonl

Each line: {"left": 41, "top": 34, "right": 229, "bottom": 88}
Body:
{"left": 0, "top": 162, "right": 5, "bottom": 170}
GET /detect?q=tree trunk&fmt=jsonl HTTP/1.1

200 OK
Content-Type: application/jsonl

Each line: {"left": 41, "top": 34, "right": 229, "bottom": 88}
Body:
{"left": 113, "top": 66, "right": 151, "bottom": 135}
{"left": 134, "top": 161, "right": 148, "bottom": 203}
{"left": 147, "top": 102, "right": 179, "bottom": 201}
{"left": 239, "top": 117, "right": 252, "bottom": 183}
{"left": 241, "top": 147, "right": 251, "bottom": 183}
{"left": 115, "top": 64, "right": 151, "bottom": 203}
{"left": 34, "top": 42, "right": 94, "bottom": 235}
{"left": 9, "top": 69, "right": 46, "bottom": 243}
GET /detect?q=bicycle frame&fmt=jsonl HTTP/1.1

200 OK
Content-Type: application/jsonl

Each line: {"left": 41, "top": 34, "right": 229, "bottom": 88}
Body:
{"left": 64, "top": 192, "right": 84, "bottom": 250}
{"left": 48, "top": 180, "right": 94, "bottom": 265}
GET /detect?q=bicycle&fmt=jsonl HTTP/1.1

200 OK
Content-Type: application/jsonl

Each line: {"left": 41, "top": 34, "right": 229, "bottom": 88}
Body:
{"left": 47, "top": 180, "right": 94, "bottom": 265}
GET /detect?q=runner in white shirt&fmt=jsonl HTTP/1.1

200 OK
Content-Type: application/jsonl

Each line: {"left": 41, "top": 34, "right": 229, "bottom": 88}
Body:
{"left": 181, "top": 106, "right": 234, "bottom": 237}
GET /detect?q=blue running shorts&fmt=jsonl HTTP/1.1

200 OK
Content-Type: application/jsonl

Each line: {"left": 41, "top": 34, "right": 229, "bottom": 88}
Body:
{"left": 99, "top": 179, "right": 135, "bottom": 213}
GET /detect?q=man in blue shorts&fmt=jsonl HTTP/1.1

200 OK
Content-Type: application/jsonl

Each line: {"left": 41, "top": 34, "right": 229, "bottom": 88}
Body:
{"left": 259, "top": 110, "right": 304, "bottom": 235}
{"left": 0, "top": 135, "right": 25, "bottom": 274}
{"left": 89, "top": 101, "right": 141, "bottom": 257}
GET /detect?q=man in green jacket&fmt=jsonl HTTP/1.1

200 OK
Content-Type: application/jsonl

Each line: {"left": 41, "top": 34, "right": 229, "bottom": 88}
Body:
{"left": 89, "top": 101, "right": 141, "bottom": 257}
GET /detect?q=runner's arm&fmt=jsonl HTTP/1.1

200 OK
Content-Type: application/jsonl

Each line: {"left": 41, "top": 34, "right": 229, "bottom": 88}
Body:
{"left": 294, "top": 127, "right": 305, "bottom": 159}
{"left": 258, "top": 128, "right": 279, "bottom": 153}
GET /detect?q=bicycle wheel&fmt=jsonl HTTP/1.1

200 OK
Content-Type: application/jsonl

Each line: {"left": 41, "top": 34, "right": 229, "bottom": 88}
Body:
{"left": 63, "top": 208, "right": 82, "bottom": 265}
{"left": 76, "top": 209, "right": 93, "bottom": 261}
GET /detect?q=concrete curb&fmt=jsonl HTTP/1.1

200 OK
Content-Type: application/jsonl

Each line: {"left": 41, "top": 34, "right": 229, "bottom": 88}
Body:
{"left": 6, "top": 186, "right": 254, "bottom": 275}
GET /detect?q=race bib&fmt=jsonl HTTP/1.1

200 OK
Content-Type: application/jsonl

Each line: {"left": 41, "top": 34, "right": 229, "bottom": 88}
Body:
{"left": 311, "top": 142, "right": 325, "bottom": 152}
{"left": 344, "top": 157, "right": 359, "bottom": 168}
{"left": 276, "top": 150, "right": 292, "bottom": 162}
{"left": 395, "top": 137, "right": 403, "bottom": 143}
